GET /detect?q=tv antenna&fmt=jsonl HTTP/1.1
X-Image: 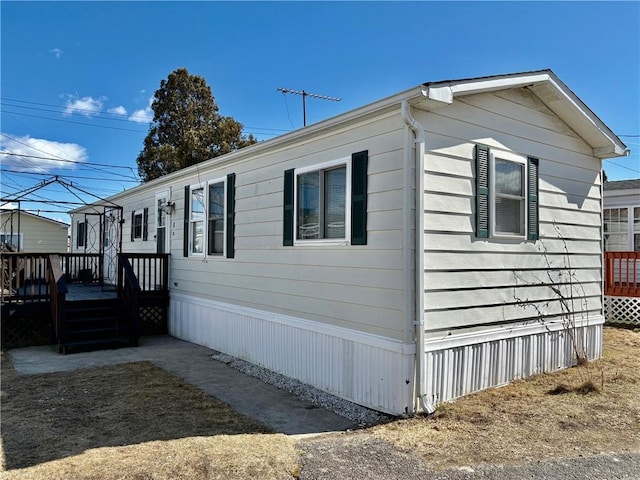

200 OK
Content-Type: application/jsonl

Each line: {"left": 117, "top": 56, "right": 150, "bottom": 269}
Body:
{"left": 277, "top": 87, "right": 341, "bottom": 126}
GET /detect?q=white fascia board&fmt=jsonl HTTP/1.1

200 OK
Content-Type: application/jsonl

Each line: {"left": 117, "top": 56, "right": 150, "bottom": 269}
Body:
{"left": 426, "top": 71, "right": 628, "bottom": 159}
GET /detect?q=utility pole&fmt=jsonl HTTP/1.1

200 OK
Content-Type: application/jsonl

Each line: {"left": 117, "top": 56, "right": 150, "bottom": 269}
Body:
{"left": 277, "top": 87, "right": 341, "bottom": 126}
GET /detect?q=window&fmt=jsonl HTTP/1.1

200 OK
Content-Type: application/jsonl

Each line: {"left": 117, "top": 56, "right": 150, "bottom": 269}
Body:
{"left": 0, "top": 233, "right": 23, "bottom": 250}
{"left": 283, "top": 151, "right": 368, "bottom": 246}
{"left": 297, "top": 165, "right": 346, "bottom": 240}
{"left": 190, "top": 187, "right": 205, "bottom": 254}
{"left": 494, "top": 157, "right": 525, "bottom": 236}
{"left": 133, "top": 213, "right": 143, "bottom": 239}
{"left": 208, "top": 181, "right": 224, "bottom": 255}
{"left": 475, "top": 145, "right": 538, "bottom": 240}
{"left": 77, "top": 220, "right": 86, "bottom": 247}
{"left": 130, "top": 208, "right": 148, "bottom": 242}
{"left": 184, "top": 173, "right": 235, "bottom": 258}
{"left": 603, "top": 206, "right": 640, "bottom": 252}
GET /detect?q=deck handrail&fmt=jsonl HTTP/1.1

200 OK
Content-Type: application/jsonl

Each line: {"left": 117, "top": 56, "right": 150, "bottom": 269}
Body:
{"left": 118, "top": 254, "right": 141, "bottom": 338}
{"left": 47, "top": 254, "right": 68, "bottom": 341}
{"left": 605, "top": 251, "right": 640, "bottom": 297}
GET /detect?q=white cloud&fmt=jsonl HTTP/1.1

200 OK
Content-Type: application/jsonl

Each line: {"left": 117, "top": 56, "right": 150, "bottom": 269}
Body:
{"left": 128, "top": 97, "right": 153, "bottom": 123}
{"left": 63, "top": 95, "right": 104, "bottom": 116}
{"left": 128, "top": 108, "right": 153, "bottom": 123}
{"left": 108, "top": 105, "right": 127, "bottom": 115}
{"left": 49, "top": 48, "right": 64, "bottom": 58}
{"left": 0, "top": 134, "right": 88, "bottom": 172}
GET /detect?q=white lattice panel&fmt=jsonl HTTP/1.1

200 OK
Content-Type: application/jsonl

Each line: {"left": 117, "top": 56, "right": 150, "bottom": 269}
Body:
{"left": 605, "top": 296, "right": 640, "bottom": 326}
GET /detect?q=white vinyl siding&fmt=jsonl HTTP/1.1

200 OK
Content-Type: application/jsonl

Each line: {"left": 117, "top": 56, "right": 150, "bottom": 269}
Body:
{"left": 420, "top": 87, "right": 603, "bottom": 333}
{"left": 165, "top": 111, "right": 407, "bottom": 339}
{"left": 0, "top": 212, "right": 68, "bottom": 253}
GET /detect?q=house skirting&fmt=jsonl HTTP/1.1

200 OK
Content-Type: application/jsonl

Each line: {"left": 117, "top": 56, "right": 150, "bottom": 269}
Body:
{"left": 169, "top": 293, "right": 416, "bottom": 415}
{"left": 605, "top": 296, "right": 640, "bottom": 326}
{"left": 422, "top": 316, "right": 604, "bottom": 405}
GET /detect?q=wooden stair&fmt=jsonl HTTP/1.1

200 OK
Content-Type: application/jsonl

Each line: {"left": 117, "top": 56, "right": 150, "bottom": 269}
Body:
{"left": 59, "top": 298, "right": 138, "bottom": 354}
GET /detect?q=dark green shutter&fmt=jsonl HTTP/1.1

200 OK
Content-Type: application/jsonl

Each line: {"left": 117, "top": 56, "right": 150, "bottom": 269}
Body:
{"left": 226, "top": 173, "right": 235, "bottom": 258}
{"left": 183, "top": 185, "right": 190, "bottom": 257}
{"left": 130, "top": 211, "right": 135, "bottom": 242}
{"left": 283, "top": 169, "right": 294, "bottom": 246}
{"left": 475, "top": 144, "right": 490, "bottom": 238}
{"left": 351, "top": 150, "right": 368, "bottom": 245}
{"left": 142, "top": 207, "right": 149, "bottom": 241}
{"left": 527, "top": 157, "right": 539, "bottom": 241}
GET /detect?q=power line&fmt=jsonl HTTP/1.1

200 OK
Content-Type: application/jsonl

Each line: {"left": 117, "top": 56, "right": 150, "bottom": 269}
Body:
{"left": 608, "top": 160, "right": 640, "bottom": 174}
{"left": 0, "top": 151, "right": 135, "bottom": 171}
{"left": 0, "top": 168, "right": 139, "bottom": 183}
{"left": 2, "top": 110, "right": 148, "bottom": 133}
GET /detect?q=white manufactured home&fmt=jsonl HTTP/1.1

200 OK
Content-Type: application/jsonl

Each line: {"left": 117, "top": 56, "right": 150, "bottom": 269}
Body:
{"left": 71, "top": 70, "right": 628, "bottom": 415}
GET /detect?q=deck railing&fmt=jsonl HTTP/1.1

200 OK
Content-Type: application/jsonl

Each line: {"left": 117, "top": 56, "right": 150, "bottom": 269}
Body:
{"left": 1, "top": 252, "right": 170, "bottom": 305}
{"left": 605, "top": 251, "right": 640, "bottom": 297}
{"left": 119, "top": 253, "right": 170, "bottom": 292}
{"left": 1, "top": 252, "right": 51, "bottom": 303}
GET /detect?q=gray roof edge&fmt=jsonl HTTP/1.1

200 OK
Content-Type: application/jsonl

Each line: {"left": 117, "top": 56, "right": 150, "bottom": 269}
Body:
{"left": 603, "top": 179, "right": 640, "bottom": 191}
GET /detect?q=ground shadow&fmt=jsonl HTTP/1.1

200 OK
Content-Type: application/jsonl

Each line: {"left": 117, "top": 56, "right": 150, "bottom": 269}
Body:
{"left": 1, "top": 360, "right": 272, "bottom": 470}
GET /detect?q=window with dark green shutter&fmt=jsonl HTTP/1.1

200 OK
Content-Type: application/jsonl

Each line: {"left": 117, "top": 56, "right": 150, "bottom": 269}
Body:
{"left": 527, "top": 157, "right": 539, "bottom": 241}
{"left": 226, "top": 173, "right": 235, "bottom": 258}
{"left": 183, "top": 185, "right": 190, "bottom": 257}
{"left": 283, "top": 169, "right": 295, "bottom": 246}
{"left": 475, "top": 144, "right": 490, "bottom": 238}
{"left": 284, "top": 152, "right": 367, "bottom": 246}
{"left": 184, "top": 175, "right": 235, "bottom": 258}
{"left": 475, "top": 144, "right": 539, "bottom": 240}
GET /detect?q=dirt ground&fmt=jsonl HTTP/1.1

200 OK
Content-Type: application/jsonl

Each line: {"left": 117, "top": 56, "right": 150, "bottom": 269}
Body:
{"left": 1, "top": 326, "right": 639, "bottom": 480}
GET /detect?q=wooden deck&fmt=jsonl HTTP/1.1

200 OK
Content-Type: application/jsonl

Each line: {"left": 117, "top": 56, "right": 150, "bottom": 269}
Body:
{"left": 1, "top": 252, "right": 169, "bottom": 351}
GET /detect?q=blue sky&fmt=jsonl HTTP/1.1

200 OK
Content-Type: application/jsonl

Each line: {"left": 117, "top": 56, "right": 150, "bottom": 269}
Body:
{"left": 1, "top": 1, "right": 639, "bottom": 223}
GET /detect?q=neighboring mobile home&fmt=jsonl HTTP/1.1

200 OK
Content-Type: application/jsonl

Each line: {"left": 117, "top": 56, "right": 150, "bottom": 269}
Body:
{"left": 71, "top": 70, "right": 628, "bottom": 415}
{"left": 602, "top": 179, "right": 640, "bottom": 325}
{"left": 0, "top": 209, "right": 69, "bottom": 253}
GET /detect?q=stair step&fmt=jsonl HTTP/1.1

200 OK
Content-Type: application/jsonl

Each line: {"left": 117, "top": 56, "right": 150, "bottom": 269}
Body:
{"left": 59, "top": 336, "right": 139, "bottom": 354}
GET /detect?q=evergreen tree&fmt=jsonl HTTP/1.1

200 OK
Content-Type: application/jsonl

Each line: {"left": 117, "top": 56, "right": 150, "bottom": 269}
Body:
{"left": 136, "top": 68, "right": 256, "bottom": 182}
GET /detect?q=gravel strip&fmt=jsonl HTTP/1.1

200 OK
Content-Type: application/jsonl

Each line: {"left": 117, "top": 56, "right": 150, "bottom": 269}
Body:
{"left": 211, "top": 352, "right": 392, "bottom": 427}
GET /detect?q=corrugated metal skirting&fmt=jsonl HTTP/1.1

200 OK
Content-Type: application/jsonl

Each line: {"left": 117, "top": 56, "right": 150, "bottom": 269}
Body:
{"left": 424, "top": 321, "right": 603, "bottom": 405}
{"left": 169, "top": 293, "right": 415, "bottom": 415}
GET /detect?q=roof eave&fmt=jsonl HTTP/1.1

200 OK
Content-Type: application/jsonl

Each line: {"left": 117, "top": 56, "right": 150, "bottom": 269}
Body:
{"left": 423, "top": 70, "right": 629, "bottom": 159}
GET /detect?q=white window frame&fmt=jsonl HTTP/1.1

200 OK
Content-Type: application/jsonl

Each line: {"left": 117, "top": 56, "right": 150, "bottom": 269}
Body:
{"left": 490, "top": 150, "right": 528, "bottom": 239}
{"left": 188, "top": 177, "right": 227, "bottom": 258}
{"left": 293, "top": 157, "right": 351, "bottom": 246}
{"left": 603, "top": 205, "right": 639, "bottom": 252}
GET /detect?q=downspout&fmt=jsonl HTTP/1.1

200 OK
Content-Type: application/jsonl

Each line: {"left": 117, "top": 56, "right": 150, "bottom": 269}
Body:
{"left": 401, "top": 100, "right": 436, "bottom": 414}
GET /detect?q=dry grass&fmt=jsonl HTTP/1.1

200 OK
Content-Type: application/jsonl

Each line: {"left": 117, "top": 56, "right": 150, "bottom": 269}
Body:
{"left": 2, "top": 326, "right": 638, "bottom": 479}
{"left": 0, "top": 360, "right": 298, "bottom": 480}
{"left": 373, "top": 326, "right": 640, "bottom": 470}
